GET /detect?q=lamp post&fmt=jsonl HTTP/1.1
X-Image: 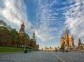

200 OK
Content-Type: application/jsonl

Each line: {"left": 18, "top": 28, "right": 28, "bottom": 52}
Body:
{"left": 23, "top": 34, "right": 25, "bottom": 52}
{"left": 24, "top": 39, "right": 26, "bottom": 51}
{"left": 24, "top": 34, "right": 28, "bottom": 53}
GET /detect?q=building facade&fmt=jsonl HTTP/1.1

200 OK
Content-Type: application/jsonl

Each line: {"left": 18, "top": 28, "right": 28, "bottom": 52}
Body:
{"left": 60, "top": 30, "right": 74, "bottom": 50}
{"left": 19, "top": 23, "right": 39, "bottom": 49}
{"left": 19, "top": 23, "right": 26, "bottom": 47}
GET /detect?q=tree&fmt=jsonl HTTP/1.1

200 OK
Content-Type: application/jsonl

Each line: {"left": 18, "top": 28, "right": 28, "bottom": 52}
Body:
{"left": 10, "top": 29, "right": 19, "bottom": 47}
{"left": 0, "top": 26, "right": 20, "bottom": 47}
{"left": 0, "top": 26, "right": 11, "bottom": 46}
{"left": 0, "top": 20, "right": 7, "bottom": 26}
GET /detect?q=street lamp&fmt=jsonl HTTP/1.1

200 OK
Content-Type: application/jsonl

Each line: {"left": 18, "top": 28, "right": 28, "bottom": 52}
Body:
{"left": 24, "top": 34, "right": 28, "bottom": 53}
{"left": 24, "top": 39, "right": 26, "bottom": 51}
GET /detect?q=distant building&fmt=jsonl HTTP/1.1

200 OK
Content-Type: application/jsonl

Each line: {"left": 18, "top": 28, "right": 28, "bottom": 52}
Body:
{"left": 77, "top": 38, "right": 84, "bottom": 50}
{"left": 30, "top": 31, "right": 39, "bottom": 50}
{"left": 60, "top": 29, "right": 74, "bottom": 50}
{"left": 36, "top": 44, "right": 39, "bottom": 50}
{"left": 43, "top": 47, "right": 56, "bottom": 51}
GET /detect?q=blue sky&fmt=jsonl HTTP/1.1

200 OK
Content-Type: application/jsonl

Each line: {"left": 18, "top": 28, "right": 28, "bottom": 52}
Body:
{"left": 0, "top": 0, "right": 84, "bottom": 49}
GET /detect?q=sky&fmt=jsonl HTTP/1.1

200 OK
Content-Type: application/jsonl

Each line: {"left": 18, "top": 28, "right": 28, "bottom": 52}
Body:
{"left": 0, "top": 0, "right": 84, "bottom": 49}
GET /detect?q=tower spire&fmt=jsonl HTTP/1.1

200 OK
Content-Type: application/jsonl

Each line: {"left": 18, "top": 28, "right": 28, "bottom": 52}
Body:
{"left": 32, "top": 31, "right": 35, "bottom": 39}
{"left": 19, "top": 22, "right": 25, "bottom": 33}
{"left": 31, "top": 26, "right": 36, "bottom": 41}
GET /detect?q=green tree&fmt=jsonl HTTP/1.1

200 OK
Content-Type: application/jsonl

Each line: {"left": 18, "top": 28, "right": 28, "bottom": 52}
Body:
{"left": 10, "top": 29, "right": 19, "bottom": 47}
{"left": 0, "top": 26, "right": 11, "bottom": 46}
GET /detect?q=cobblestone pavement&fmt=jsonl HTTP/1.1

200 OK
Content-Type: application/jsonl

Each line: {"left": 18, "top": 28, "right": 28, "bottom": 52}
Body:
{"left": 0, "top": 51, "right": 84, "bottom": 62}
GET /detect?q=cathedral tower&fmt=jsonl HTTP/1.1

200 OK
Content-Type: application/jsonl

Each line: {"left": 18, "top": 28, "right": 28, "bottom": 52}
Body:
{"left": 19, "top": 23, "right": 25, "bottom": 35}
{"left": 60, "top": 29, "right": 74, "bottom": 50}
{"left": 32, "top": 31, "right": 36, "bottom": 41}
{"left": 19, "top": 22, "right": 26, "bottom": 47}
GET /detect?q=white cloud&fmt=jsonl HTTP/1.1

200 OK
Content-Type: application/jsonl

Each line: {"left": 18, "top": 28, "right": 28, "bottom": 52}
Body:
{"left": 0, "top": 0, "right": 58, "bottom": 42}
{"left": 65, "top": 0, "right": 84, "bottom": 42}
{"left": 35, "top": 2, "right": 53, "bottom": 41}
{"left": 0, "top": 0, "right": 32, "bottom": 32}
{"left": 34, "top": 0, "right": 62, "bottom": 42}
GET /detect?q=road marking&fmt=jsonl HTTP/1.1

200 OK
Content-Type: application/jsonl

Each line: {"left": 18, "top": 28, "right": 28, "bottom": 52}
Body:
{"left": 52, "top": 53, "right": 66, "bottom": 62}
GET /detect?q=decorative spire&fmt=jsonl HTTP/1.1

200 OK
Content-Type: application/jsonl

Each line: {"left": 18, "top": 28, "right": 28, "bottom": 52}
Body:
{"left": 78, "top": 38, "right": 81, "bottom": 46}
{"left": 33, "top": 31, "right": 35, "bottom": 39}
{"left": 19, "top": 22, "right": 25, "bottom": 33}
{"left": 65, "top": 28, "right": 69, "bottom": 35}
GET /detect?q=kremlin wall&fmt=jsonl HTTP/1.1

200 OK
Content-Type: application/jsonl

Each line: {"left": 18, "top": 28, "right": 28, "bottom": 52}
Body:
{"left": 19, "top": 23, "right": 39, "bottom": 49}
{"left": 0, "top": 20, "right": 39, "bottom": 50}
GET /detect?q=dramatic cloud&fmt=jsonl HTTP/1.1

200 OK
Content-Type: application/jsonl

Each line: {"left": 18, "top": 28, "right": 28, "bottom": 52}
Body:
{"left": 65, "top": 0, "right": 84, "bottom": 42}
{"left": 0, "top": 0, "right": 83, "bottom": 48}
{"left": 0, "top": 0, "right": 31, "bottom": 31}
{"left": 34, "top": 0, "right": 63, "bottom": 42}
